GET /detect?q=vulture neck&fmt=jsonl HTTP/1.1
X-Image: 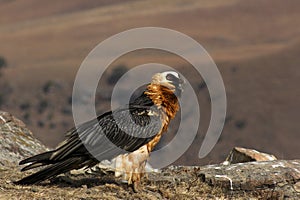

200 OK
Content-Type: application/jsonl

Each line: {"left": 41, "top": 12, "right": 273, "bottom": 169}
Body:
{"left": 145, "top": 83, "right": 179, "bottom": 119}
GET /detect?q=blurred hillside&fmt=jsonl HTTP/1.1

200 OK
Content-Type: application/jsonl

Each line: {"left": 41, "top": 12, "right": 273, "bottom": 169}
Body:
{"left": 0, "top": 0, "right": 299, "bottom": 165}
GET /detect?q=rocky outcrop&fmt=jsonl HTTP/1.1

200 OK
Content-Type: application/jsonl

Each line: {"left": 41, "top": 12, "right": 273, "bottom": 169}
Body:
{"left": 0, "top": 111, "right": 48, "bottom": 167}
{"left": 200, "top": 160, "right": 300, "bottom": 199}
{"left": 224, "top": 147, "right": 277, "bottom": 164}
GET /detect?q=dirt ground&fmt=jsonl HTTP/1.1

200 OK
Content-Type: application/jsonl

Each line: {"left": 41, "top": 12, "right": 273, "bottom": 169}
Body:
{"left": 0, "top": 164, "right": 279, "bottom": 200}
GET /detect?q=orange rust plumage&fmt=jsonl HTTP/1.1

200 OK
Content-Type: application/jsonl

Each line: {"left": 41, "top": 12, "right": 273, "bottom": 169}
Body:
{"left": 145, "top": 83, "right": 180, "bottom": 152}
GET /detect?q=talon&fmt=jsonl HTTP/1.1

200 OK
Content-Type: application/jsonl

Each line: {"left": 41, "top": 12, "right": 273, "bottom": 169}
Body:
{"left": 133, "top": 181, "right": 141, "bottom": 192}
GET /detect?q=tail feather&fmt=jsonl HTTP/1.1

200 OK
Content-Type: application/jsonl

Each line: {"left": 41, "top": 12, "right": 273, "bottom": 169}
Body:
{"left": 15, "top": 157, "right": 86, "bottom": 185}
{"left": 19, "top": 151, "right": 54, "bottom": 165}
{"left": 20, "top": 162, "right": 46, "bottom": 172}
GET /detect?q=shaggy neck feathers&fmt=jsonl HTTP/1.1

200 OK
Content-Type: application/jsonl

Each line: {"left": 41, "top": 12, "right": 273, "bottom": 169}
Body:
{"left": 145, "top": 83, "right": 179, "bottom": 120}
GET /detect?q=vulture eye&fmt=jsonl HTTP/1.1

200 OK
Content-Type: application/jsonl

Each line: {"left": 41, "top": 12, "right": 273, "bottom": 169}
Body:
{"left": 166, "top": 74, "right": 178, "bottom": 82}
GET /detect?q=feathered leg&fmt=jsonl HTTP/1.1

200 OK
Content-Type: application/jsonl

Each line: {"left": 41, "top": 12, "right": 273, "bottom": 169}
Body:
{"left": 114, "top": 145, "right": 149, "bottom": 191}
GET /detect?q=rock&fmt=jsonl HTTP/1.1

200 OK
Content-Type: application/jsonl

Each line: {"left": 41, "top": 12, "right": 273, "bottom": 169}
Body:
{"left": 199, "top": 160, "right": 300, "bottom": 199}
{"left": 223, "top": 147, "right": 277, "bottom": 165}
{"left": 0, "top": 111, "right": 49, "bottom": 167}
{"left": 294, "top": 181, "right": 300, "bottom": 192}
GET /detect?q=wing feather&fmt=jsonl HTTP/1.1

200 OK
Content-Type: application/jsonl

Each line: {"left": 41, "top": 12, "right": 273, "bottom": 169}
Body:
{"left": 44, "top": 104, "right": 162, "bottom": 162}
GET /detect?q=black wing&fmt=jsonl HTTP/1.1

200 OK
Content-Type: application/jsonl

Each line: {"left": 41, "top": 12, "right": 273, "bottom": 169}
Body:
{"left": 16, "top": 104, "right": 162, "bottom": 184}
{"left": 52, "top": 104, "right": 162, "bottom": 161}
